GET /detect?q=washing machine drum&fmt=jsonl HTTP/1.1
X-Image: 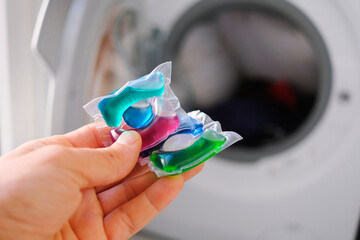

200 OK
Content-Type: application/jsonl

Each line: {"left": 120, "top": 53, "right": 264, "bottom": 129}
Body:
{"left": 109, "top": 0, "right": 331, "bottom": 162}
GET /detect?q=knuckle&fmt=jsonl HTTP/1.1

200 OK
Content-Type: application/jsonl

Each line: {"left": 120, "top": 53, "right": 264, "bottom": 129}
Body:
{"left": 144, "top": 191, "right": 161, "bottom": 214}
{"left": 102, "top": 148, "right": 124, "bottom": 177}
{"left": 118, "top": 207, "right": 137, "bottom": 237}
{"left": 41, "top": 145, "right": 68, "bottom": 163}
{"left": 103, "top": 147, "right": 125, "bottom": 164}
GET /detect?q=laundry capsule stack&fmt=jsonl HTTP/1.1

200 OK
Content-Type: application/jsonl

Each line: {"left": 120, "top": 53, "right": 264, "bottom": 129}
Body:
{"left": 84, "top": 62, "right": 242, "bottom": 177}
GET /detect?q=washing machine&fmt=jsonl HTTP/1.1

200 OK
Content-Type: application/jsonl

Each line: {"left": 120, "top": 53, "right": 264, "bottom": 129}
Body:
{"left": 33, "top": 0, "right": 360, "bottom": 239}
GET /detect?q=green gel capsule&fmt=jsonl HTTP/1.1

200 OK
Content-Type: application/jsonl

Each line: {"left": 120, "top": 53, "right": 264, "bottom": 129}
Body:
{"left": 98, "top": 72, "right": 165, "bottom": 127}
{"left": 150, "top": 129, "right": 226, "bottom": 174}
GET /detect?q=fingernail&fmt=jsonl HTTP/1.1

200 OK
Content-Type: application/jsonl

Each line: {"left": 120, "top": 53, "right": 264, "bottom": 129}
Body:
{"left": 117, "top": 131, "right": 139, "bottom": 145}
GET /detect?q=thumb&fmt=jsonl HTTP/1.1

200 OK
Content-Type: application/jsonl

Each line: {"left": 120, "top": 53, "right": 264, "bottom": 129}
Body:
{"left": 50, "top": 131, "right": 142, "bottom": 188}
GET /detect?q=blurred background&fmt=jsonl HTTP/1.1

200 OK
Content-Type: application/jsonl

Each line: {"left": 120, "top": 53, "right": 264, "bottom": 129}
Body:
{"left": 1, "top": 0, "right": 360, "bottom": 239}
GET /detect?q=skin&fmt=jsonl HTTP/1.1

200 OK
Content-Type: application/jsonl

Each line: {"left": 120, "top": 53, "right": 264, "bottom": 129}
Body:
{"left": 0, "top": 124, "right": 203, "bottom": 240}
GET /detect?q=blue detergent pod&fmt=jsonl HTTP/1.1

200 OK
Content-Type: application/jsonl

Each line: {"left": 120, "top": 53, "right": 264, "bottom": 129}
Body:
{"left": 98, "top": 71, "right": 165, "bottom": 127}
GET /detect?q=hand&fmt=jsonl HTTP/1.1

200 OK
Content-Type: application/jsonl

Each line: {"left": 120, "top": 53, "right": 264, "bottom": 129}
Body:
{"left": 0, "top": 124, "right": 203, "bottom": 240}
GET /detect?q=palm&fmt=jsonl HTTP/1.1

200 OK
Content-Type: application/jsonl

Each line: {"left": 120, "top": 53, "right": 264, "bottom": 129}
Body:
{"left": 62, "top": 188, "right": 107, "bottom": 239}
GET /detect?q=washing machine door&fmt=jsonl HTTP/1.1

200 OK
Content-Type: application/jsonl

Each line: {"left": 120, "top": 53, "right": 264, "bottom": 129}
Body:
{"left": 33, "top": 0, "right": 197, "bottom": 136}
{"left": 33, "top": 0, "right": 154, "bottom": 135}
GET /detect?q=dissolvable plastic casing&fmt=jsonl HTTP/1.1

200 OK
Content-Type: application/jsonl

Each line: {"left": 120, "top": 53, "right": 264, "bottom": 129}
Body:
{"left": 145, "top": 111, "right": 242, "bottom": 177}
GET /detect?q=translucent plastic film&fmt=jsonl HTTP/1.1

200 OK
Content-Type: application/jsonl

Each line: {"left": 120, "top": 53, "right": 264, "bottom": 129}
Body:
{"left": 145, "top": 111, "right": 242, "bottom": 177}
{"left": 84, "top": 62, "right": 242, "bottom": 177}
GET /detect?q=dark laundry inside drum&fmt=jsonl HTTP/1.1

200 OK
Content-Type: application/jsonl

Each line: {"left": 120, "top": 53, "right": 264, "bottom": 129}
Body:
{"left": 203, "top": 76, "right": 316, "bottom": 148}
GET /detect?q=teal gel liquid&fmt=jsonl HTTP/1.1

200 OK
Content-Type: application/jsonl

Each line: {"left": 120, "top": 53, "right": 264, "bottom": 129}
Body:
{"left": 150, "top": 129, "right": 226, "bottom": 174}
{"left": 98, "top": 72, "right": 165, "bottom": 127}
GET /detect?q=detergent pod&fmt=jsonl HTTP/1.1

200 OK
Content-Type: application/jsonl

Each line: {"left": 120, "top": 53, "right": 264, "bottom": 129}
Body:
{"left": 145, "top": 111, "right": 242, "bottom": 177}
{"left": 109, "top": 96, "right": 182, "bottom": 151}
{"left": 84, "top": 70, "right": 165, "bottom": 128}
{"left": 83, "top": 62, "right": 193, "bottom": 148}
{"left": 138, "top": 115, "right": 204, "bottom": 166}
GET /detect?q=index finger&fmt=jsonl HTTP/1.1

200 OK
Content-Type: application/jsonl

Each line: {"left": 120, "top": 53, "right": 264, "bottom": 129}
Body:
{"left": 2, "top": 124, "right": 107, "bottom": 160}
